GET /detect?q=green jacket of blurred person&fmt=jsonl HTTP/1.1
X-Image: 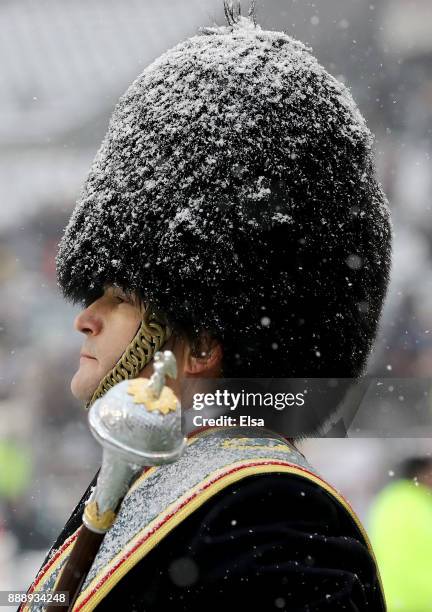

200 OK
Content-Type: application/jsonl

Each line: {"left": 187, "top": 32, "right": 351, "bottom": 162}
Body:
{"left": 369, "top": 458, "right": 432, "bottom": 611}
{"left": 0, "top": 439, "right": 31, "bottom": 500}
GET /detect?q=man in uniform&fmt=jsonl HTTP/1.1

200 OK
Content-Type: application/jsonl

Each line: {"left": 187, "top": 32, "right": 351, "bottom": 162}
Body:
{"left": 24, "top": 2, "right": 391, "bottom": 609}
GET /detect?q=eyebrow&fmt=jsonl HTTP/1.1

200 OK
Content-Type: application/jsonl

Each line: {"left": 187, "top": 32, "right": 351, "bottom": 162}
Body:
{"left": 112, "top": 287, "right": 139, "bottom": 306}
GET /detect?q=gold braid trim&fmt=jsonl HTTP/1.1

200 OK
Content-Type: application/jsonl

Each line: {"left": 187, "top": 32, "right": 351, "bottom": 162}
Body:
{"left": 85, "top": 308, "right": 171, "bottom": 409}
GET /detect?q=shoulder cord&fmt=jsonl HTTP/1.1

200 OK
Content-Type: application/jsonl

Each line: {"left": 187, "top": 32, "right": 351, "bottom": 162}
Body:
{"left": 85, "top": 307, "right": 171, "bottom": 409}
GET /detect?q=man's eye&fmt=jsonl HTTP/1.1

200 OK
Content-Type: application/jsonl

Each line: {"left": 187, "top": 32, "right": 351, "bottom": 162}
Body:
{"left": 113, "top": 291, "right": 132, "bottom": 304}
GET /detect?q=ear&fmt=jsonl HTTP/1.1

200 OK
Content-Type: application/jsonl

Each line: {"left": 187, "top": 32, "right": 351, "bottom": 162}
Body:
{"left": 184, "top": 335, "right": 223, "bottom": 377}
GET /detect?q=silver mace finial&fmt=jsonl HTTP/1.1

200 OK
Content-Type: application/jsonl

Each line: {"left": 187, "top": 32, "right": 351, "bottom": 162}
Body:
{"left": 84, "top": 349, "right": 185, "bottom": 533}
{"left": 48, "top": 350, "right": 186, "bottom": 612}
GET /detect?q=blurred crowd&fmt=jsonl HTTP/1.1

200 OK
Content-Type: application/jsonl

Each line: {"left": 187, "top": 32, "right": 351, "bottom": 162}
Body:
{"left": 0, "top": 0, "right": 431, "bottom": 597}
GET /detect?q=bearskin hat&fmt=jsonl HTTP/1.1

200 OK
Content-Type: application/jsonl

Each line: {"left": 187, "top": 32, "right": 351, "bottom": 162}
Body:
{"left": 56, "top": 3, "right": 392, "bottom": 380}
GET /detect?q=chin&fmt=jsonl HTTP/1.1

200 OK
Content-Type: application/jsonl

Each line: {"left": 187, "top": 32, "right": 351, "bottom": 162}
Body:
{"left": 70, "top": 369, "right": 98, "bottom": 402}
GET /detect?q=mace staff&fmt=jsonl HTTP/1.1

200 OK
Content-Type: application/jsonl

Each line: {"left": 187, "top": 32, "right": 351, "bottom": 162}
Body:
{"left": 46, "top": 350, "right": 186, "bottom": 612}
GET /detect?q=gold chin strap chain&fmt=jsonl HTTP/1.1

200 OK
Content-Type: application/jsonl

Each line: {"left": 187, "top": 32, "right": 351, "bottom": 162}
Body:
{"left": 85, "top": 308, "right": 172, "bottom": 410}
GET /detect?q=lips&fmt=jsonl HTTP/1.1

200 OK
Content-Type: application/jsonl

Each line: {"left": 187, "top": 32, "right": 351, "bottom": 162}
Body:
{"left": 80, "top": 353, "right": 96, "bottom": 360}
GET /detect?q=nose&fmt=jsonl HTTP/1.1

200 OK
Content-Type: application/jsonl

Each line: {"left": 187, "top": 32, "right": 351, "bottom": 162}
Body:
{"left": 74, "top": 305, "right": 103, "bottom": 336}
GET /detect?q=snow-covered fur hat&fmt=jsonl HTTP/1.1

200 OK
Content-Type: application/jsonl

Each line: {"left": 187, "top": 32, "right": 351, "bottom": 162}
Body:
{"left": 56, "top": 2, "right": 391, "bottom": 379}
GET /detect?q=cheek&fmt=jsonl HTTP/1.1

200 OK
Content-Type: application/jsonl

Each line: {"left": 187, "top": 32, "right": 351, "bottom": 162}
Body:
{"left": 103, "top": 315, "right": 141, "bottom": 367}
{"left": 116, "top": 313, "right": 142, "bottom": 347}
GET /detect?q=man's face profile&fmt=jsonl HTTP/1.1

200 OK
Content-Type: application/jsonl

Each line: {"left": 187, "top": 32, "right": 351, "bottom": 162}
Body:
{"left": 70, "top": 285, "right": 224, "bottom": 403}
{"left": 70, "top": 286, "right": 143, "bottom": 402}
